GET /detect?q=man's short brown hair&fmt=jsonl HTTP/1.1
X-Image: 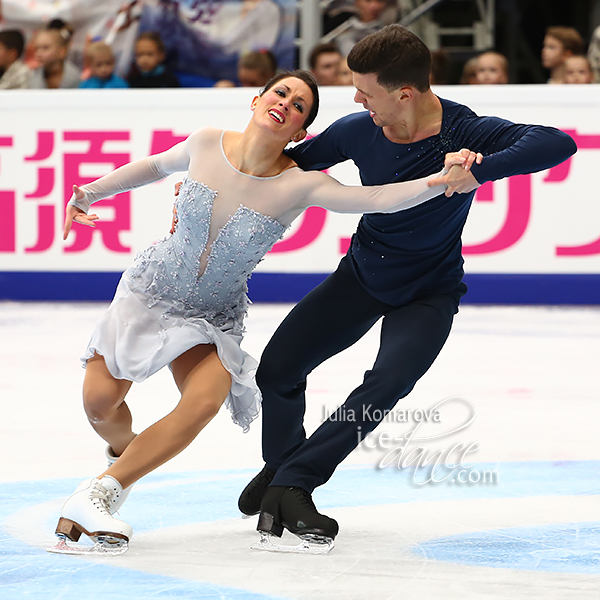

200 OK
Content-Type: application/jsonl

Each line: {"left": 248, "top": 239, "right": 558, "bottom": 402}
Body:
{"left": 347, "top": 24, "right": 431, "bottom": 92}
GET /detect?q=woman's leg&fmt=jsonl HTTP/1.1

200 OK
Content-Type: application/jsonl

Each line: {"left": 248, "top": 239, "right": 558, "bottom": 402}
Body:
{"left": 83, "top": 352, "right": 134, "bottom": 457}
{"left": 101, "top": 344, "right": 231, "bottom": 489}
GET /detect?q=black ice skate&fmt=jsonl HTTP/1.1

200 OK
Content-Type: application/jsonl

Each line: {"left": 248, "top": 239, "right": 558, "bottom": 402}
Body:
{"left": 252, "top": 486, "right": 338, "bottom": 554}
{"left": 238, "top": 465, "right": 276, "bottom": 516}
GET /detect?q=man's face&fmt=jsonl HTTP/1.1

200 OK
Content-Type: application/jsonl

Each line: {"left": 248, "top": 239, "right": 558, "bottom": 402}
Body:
{"left": 352, "top": 72, "right": 402, "bottom": 128}
{"left": 312, "top": 52, "right": 341, "bottom": 86}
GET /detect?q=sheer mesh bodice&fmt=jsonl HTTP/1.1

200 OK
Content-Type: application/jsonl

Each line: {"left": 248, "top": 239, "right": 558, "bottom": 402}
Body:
{"left": 127, "top": 178, "right": 286, "bottom": 336}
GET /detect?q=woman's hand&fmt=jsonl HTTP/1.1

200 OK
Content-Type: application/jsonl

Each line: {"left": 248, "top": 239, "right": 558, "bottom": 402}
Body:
{"left": 63, "top": 185, "right": 99, "bottom": 240}
{"left": 445, "top": 148, "right": 483, "bottom": 172}
{"left": 428, "top": 149, "right": 483, "bottom": 197}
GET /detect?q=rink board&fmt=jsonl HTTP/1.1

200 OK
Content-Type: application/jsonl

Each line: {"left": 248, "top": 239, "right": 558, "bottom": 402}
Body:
{"left": 1, "top": 271, "right": 600, "bottom": 305}
{"left": 0, "top": 85, "right": 599, "bottom": 303}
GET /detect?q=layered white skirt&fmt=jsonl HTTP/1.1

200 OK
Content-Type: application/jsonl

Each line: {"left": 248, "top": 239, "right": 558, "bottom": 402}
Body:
{"left": 81, "top": 276, "right": 260, "bottom": 432}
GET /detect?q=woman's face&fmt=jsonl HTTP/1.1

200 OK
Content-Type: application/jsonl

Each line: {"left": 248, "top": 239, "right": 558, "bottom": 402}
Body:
{"left": 34, "top": 31, "right": 66, "bottom": 67}
{"left": 253, "top": 77, "right": 314, "bottom": 140}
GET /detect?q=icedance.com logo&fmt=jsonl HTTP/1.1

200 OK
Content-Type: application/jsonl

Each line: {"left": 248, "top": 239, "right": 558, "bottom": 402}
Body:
{"left": 346, "top": 396, "right": 499, "bottom": 486}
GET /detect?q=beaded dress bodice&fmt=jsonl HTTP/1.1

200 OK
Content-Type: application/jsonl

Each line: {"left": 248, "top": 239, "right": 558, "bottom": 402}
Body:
{"left": 126, "top": 178, "right": 286, "bottom": 336}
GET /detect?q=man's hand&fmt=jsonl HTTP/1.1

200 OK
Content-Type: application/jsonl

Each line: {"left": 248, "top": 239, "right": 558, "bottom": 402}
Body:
{"left": 428, "top": 148, "right": 483, "bottom": 197}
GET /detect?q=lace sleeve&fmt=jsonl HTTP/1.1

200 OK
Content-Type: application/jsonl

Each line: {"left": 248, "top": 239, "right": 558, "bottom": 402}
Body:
{"left": 68, "top": 138, "right": 191, "bottom": 213}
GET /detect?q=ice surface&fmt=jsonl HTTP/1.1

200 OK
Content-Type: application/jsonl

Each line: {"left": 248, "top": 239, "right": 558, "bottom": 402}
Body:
{"left": 1, "top": 302, "right": 599, "bottom": 599}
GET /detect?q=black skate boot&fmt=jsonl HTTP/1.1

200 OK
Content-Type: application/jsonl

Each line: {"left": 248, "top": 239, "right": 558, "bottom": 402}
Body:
{"left": 253, "top": 486, "right": 338, "bottom": 554}
{"left": 238, "top": 465, "right": 276, "bottom": 516}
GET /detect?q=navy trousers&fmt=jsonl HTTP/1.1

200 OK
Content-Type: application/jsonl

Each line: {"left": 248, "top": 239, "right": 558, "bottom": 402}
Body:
{"left": 258, "top": 255, "right": 466, "bottom": 493}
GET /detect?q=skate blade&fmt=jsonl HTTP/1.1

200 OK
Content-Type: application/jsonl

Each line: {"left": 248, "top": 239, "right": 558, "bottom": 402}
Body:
{"left": 251, "top": 531, "right": 335, "bottom": 555}
{"left": 47, "top": 534, "right": 129, "bottom": 556}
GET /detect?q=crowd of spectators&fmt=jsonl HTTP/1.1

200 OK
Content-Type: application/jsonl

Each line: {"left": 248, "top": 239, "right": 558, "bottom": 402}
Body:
{"left": 1, "top": 15, "right": 599, "bottom": 91}
{"left": 458, "top": 25, "right": 598, "bottom": 86}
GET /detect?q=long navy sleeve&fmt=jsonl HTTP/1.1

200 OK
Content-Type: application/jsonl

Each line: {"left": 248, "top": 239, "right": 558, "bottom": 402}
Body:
{"left": 286, "top": 97, "right": 576, "bottom": 305}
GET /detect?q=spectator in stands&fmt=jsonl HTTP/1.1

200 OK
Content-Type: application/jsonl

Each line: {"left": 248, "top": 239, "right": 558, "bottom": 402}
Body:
{"left": 335, "top": 0, "right": 388, "bottom": 56}
{"left": 323, "top": 0, "right": 398, "bottom": 37}
{"left": 336, "top": 56, "right": 353, "bottom": 85}
{"left": 430, "top": 49, "right": 450, "bottom": 85}
{"left": 309, "top": 43, "right": 342, "bottom": 86}
{"left": 79, "top": 42, "right": 128, "bottom": 89}
{"left": 563, "top": 55, "right": 594, "bottom": 84}
{"left": 476, "top": 51, "right": 509, "bottom": 84}
{"left": 542, "top": 26, "right": 584, "bottom": 84}
{"left": 460, "top": 56, "right": 479, "bottom": 84}
{"left": 237, "top": 50, "right": 277, "bottom": 87}
{"left": 214, "top": 79, "right": 237, "bottom": 88}
{"left": 128, "top": 32, "right": 179, "bottom": 88}
{"left": 323, "top": 0, "right": 358, "bottom": 34}
{"left": 0, "top": 29, "right": 31, "bottom": 89}
{"left": 587, "top": 25, "right": 600, "bottom": 83}
{"left": 213, "top": 50, "right": 277, "bottom": 88}
{"left": 28, "top": 22, "right": 81, "bottom": 89}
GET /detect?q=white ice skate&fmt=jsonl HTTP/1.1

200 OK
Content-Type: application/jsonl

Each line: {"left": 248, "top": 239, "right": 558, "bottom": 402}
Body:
{"left": 251, "top": 531, "right": 335, "bottom": 554}
{"left": 105, "top": 445, "right": 134, "bottom": 514}
{"left": 47, "top": 476, "right": 132, "bottom": 556}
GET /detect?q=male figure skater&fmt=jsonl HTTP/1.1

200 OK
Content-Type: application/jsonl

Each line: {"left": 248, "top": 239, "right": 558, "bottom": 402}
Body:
{"left": 239, "top": 25, "right": 577, "bottom": 551}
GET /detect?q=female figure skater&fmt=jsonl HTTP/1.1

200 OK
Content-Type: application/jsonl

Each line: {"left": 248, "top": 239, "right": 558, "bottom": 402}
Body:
{"left": 50, "top": 70, "right": 478, "bottom": 555}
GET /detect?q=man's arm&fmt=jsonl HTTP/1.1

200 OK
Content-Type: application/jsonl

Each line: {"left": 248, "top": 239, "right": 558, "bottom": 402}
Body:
{"left": 430, "top": 119, "right": 577, "bottom": 197}
{"left": 465, "top": 119, "right": 577, "bottom": 184}
{"left": 286, "top": 113, "right": 364, "bottom": 171}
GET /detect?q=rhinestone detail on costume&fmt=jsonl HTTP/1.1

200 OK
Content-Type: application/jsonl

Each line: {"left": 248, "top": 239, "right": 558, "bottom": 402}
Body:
{"left": 126, "top": 178, "right": 286, "bottom": 336}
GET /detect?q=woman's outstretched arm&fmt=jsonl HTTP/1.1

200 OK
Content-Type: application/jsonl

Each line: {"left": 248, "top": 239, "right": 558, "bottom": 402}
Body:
{"left": 63, "top": 137, "right": 192, "bottom": 240}
{"left": 297, "top": 150, "right": 482, "bottom": 215}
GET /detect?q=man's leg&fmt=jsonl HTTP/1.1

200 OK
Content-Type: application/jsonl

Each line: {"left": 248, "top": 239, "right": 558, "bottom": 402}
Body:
{"left": 257, "top": 257, "right": 391, "bottom": 471}
{"left": 271, "top": 289, "right": 462, "bottom": 493}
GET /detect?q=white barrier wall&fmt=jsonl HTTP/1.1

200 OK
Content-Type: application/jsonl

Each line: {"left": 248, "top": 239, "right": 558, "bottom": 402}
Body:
{"left": 0, "top": 85, "right": 599, "bottom": 303}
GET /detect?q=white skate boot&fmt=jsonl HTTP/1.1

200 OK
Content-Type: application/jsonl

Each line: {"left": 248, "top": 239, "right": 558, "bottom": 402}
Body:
{"left": 105, "top": 445, "right": 134, "bottom": 514}
{"left": 47, "top": 476, "right": 132, "bottom": 556}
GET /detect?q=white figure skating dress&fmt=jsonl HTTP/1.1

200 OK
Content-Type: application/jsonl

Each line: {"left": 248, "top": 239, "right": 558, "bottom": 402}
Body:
{"left": 70, "top": 127, "right": 445, "bottom": 432}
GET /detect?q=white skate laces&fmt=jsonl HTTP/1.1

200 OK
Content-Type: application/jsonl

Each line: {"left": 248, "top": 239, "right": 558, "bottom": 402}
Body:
{"left": 47, "top": 476, "right": 133, "bottom": 556}
{"left": 89, "top": 478, "right": 115, "bottom": 512}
